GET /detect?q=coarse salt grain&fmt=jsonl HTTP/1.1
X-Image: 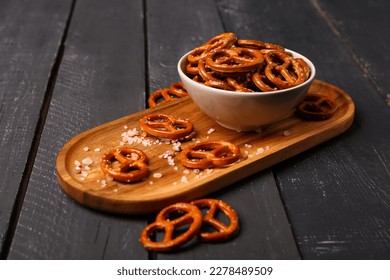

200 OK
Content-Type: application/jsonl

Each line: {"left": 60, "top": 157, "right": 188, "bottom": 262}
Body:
{"left": 74, "top": 160, "right": 81, "bottom": 166}
{"left": 183, "top": 169, "right": 190, "bottom": 175}
{"left": 283, "top": 130, "right": 290, "bottom": 136}
{"left": 153, "top": 173, "right": 162, "bottom": 178}
{"left": 94, "top": 148, "right": 101, "bottom": 152}
{"left": 83, "top": 147, "right": 89, "bottom": 152}
{"left": 207, "top": 128, "right": 215, "bottom": 134}
{"left": 181, "top": 176, "right": 188, "bottom": 183}
{"left": 256, "top": 147, "right": 264, "bottom": 155}
{"left": 81, "top": 171, "right": 89, "bottom": 177}
{"left": 82, "top": 157, "right": 93, "bottom": 165}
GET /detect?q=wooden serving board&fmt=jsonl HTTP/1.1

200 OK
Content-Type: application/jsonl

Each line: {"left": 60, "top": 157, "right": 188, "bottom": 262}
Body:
{"left": 56, "top": 80, "right": 354, "bottom": 215}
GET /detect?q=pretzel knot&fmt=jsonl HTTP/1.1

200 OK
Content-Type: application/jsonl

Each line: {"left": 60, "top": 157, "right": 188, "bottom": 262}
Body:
{"left": 262, "top": 50, "right": 307, "bottom": 89}
{"left": 191, "top": 198, "right": 239, "bottom": 242}
{"left": 205, "top": 47, "right": 264, "bottom": 74}
{"left": 139, "top": 203, "right": 203, "bottom": 252}
{"left": 180, "top": 140, "right": 241, "bottom": 169}
{"left": 295, "top": 93, "right": 338, "bottom": 120}
{"left": 100, "top": 147, "right": 148, "bottom": 183}
{"left": 148, "top": 83, "right": 188, "bottom": 108}
{"left": 140, "top": 113, "right": 194, "bottom": 140}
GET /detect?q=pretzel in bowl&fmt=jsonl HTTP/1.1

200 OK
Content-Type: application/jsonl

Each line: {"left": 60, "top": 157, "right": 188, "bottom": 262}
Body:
{"left": 295, "top": 93, "right": 338, "bottom": 120}
{"left": 140, "top": 202, "right": 203, "bottom": 252}
{"left": 205, "top": 47, "right": 264, "bottom": 74}
{"left": 191, "top": 198, "right": 239, "bottom": 242}
{"left": 185, "top": 32, "right": 311, "bottom": 92}
{"left": 180, "top": 140, "right": 241, "bottom": 169}
{"left": 140, "top": 113, "right": 194, "bottom": 140}
{"left": 100, "top": 147, "right": 148, "bottom": 183}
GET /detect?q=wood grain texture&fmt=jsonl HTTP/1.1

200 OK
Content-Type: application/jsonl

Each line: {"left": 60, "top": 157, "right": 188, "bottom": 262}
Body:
{"left": 56, "top": 80, "right": 354, "bottom": 215}
{"left": 314, "top": 0, "right": 390, "bottom": 104}
{"left": 215, "top": 0, "right": 390, "bottom": 259}
{"left": 146, "top": 0, "right": 301, "bottom": 259}
{"left": 0, "top": 0, "right": 73, "bottom": 257}
{"left": 8, "top": 0, "right": 148, "bottom": 259}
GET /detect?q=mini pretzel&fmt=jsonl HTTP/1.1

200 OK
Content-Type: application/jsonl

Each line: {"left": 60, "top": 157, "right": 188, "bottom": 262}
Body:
{"left": 263, "top": 50, "right": 307, "bottom": 89}
{"left": 140, "top": 113, "right": 194, "bottom": 140}
{"left": 198, "top": 59, "right": 233, "bottom": 90}
{"left": 205, "top": 47, "right": 264, "bottom": 74}
{"left": 148, "top": 87, "right": 186, "bottom": 108}
{"left": 296, "top": 93, "right": 338, "bottom": 120}
{"left": 187, "top": 32, "right": 237, "bottom": 64}
{"left": 140, "top": 202, "right": 203, "bottom": 252}
{"left": 100, "top": 147, "right": 148, "bottom": 183}
{"left": 191, "top": 198, "right": 239, "bottom": 242}
{"left": 180, "top": 140, "right": 241, "bottom": 169}
{"left": 169, "top": 82, "right": 188, "bottom": 97}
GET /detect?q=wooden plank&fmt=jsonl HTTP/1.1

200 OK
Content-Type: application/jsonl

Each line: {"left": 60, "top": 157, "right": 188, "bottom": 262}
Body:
{"left": 314, "top": 0, "right": 390, "bottom": 104}
{"left": 0, "top": 0, "right": 73, "bottom": 258}
{"left": 8, "top": 0, "right": 148, "bottom": 259}
{"left": 146, "top": 0, "right": 300, "bottom": 259}
{"left": 216, "top": 0, "right": 390, "bottom": 259}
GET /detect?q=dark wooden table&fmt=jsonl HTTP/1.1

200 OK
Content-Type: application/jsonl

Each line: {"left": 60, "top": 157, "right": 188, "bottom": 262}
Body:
{"left": 1, "top": 0, "right": 389, "bottom": 260}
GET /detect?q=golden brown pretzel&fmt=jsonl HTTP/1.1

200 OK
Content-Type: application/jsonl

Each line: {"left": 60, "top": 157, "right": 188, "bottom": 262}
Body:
{"left": 191, "top": 198, "right": 239, "bottom": 242}
{"left": 169, "top": 82, "right": 188, "bottom": 97}
{"left": 140, "top": 202, "right": 203, "bottom": 252}
{"left": 180, "top": 140, "right": 241, "bottom": 169}
{"left": 100, "top": 147, "right": 148, "bottom": 183}
{"left": 140, "top": 113, "right": 194, "bottom": 140}
{"left": 263, "top": 50, "right": 307, "bottom": 89}
{"left": 187, "top": 32, "right": 237, "bottom": 64}
{"left": 148, "top": 88, "right": 186, "bottom": 108}
{"left": 235, "top": 39, "right": 285, "bottom": 52}
{"left": 295, "top": 93, "right": 338, "bottom": 120}
{"left": 198, "top": 59, "right": 233, "bottom": 90}
{"left": 205, "top": 47, "right": 264, "bottom": 74}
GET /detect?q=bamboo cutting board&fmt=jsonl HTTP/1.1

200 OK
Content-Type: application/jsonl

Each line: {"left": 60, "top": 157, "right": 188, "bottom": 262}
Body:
{"left": 56, "top": 80, "right": 354, "bottom": 215}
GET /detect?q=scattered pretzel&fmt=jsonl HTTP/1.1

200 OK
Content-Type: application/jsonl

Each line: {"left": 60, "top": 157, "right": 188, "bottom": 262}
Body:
{"left": 148, "top": 82, "right": 188, "bottom": 108}
{"left": 100, "top": 147, "right": 148, "bottom": 183}
{"left": 139, "top": 202, "right": 203, "bottom": 252}
{"left": 180, "top": 140, "right": 241, "bottom": 169}
{"left": 185, "top": 32, "right": 311, "bottom": 92}
{"left": 191, "top": 198, "right": 239, "bottom": 242}
{"left": 295, "top": 93, "right": 338, "bottom": 120}
{"left": 140, "top": 113, "right": 194, "bottom": 140}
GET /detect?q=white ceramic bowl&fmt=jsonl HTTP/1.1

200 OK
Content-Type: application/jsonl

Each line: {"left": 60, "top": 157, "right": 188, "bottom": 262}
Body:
{"left": 178, "top": 49, "right": 316, "bottom": 131}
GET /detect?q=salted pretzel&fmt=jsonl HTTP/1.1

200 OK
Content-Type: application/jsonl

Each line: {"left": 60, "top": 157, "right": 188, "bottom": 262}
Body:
{"left": 295, "top": 93, "right": 338, "bottom": 120}
{"left": 139, "top": 202, "right": 203, "bottom": 252}
{"left": 180, "top": 140, "right": 241, "bottom": 169}
{"left": 100, "top": 147, "right": 148, "bottom": 183}
{"left": 263, "top": 50, "right": 307, "bottom": 89}
{"left": 205, "top": 47, "right": 264, "bottom": 74}
{"left": 187, "top": 32, "right": 237, "bottom": 65}
{"left": 235, "top": 39, "right": 285, "bottom": 53}
{"left": 198, "top": 59, "right": 233, "bottom": 90}
{"left": 140, "top": 113, "right": 194, "bottom": 140}
{"left": 252, "top": 69, "right": 278, "bottom": 92}
{"left": 148, "top": 87, "right": 186, "bottom": 108}
{"left": 191, "top": 198, "right": 239, "bottom": 242}
{"left": 169, "top": 82, "right": 188, "bottom": 97}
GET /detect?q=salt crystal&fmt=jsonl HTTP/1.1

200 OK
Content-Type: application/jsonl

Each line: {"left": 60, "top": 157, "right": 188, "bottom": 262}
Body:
{"left": 82, "top": 157, "right": 93, "bottom": 165}
{"left": 153, "top": 173, "right": 163, "bottom": 178}
{"left": 94, "top": 148, "right": 101, "bottom": 152}
{"left": 181, "top": 176, "right": 188, "bottom": 183}
{"left": 283, "top": 130, "right": 290, "bottom": 136}
{"left": 83, "top": 147, "right": 89, "bottom": 152}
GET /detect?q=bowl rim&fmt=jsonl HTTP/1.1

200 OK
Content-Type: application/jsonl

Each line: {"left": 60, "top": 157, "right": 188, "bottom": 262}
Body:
{"left": 177, "top": 48, "right": 316, "bottom": 97}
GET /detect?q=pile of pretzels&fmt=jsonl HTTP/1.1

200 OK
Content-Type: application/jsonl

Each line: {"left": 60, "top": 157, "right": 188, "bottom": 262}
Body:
{"left": 185, "top": 32, "right": 311, "bottom": 92}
